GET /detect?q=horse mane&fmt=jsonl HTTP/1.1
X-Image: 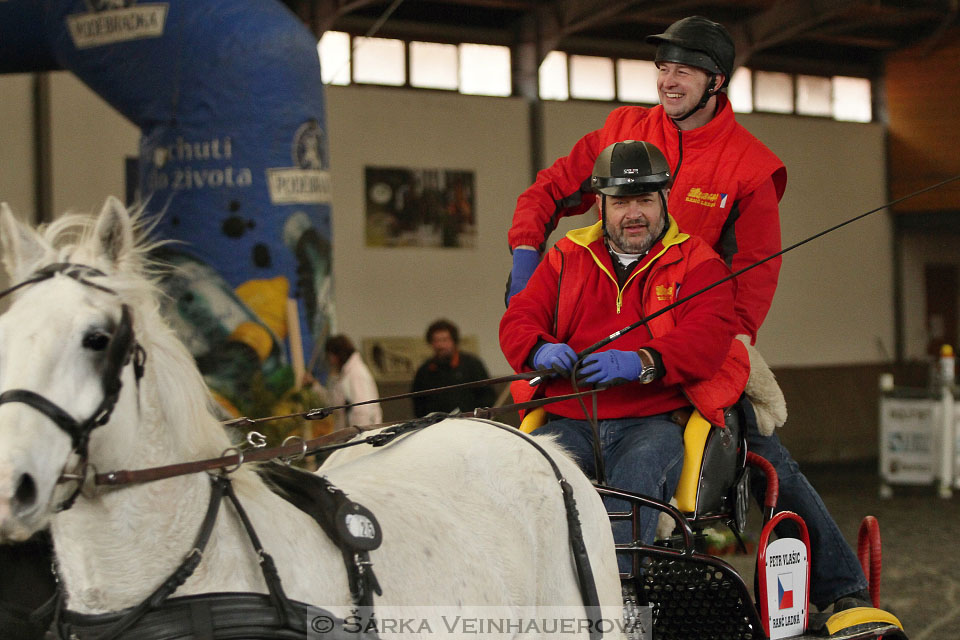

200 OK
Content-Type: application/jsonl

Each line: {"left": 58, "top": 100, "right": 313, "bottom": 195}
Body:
{"left": 29, "top": 210, "right": 234, "bottom": 459}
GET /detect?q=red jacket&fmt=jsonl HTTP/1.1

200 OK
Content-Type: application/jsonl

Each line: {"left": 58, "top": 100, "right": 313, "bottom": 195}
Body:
{"left": 500, "top": 217, "right": 749, "bottom": 426}
{"left": 509, "top": 95, "right": 786, "bottom": 340}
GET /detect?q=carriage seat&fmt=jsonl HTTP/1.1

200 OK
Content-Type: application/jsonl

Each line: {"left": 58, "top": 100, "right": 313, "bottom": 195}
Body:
{"left": 519, "top": 404, "right": 745, "bottom": 524}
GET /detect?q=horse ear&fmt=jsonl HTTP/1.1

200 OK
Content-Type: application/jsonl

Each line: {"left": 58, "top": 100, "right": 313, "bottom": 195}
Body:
{"left": 0, "top": 203, "right": 45, "bottom": 281}
{"left": 93, "top": 196, "right": 135, "bottom": 266}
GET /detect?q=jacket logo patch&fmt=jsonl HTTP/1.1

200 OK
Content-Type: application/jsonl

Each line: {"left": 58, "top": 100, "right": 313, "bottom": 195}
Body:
{"left": 656, "top": 284, "right": 674, "bottom": 301}
{"left": 685, "top": 187, "right": 722, "bottom": 208}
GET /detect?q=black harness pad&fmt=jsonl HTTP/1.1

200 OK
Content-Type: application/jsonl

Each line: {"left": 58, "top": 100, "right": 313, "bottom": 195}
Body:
{"left": 259, "top": 462, "right": 383, "bottom": 610}
{"left": 259, "top": 463, "right": 382, "bottom": 553}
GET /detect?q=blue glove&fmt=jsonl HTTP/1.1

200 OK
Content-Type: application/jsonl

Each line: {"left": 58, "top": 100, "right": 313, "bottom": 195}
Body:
{"left": 505, "top": 247, "right": 540, "bottom": 306}
{"left": 579, "top": 350, "right": 643, "bottom": 386}
{"left": 533, "top": 343, "right": 578, "bottom": 375}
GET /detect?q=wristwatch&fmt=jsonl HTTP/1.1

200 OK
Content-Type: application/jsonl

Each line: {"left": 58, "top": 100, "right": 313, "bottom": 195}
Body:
{"left": 637, "top": 349, "right": 657, "bottom": 384}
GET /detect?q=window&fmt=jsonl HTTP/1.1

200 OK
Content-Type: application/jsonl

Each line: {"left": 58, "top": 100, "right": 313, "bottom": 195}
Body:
{"left": 539, "top": 51, "right": 569, "bottom": 100}
{"left": 459, "top": 43, "right": 511, "bottom": 96}
{"left": 754, "top": 71, "right": 794, "bottom": 114}
{"left": 315, "top": 35, "right": 873, "bottom": 124}
{"left": 833, "top": 76, "right": 872, "bottom": 123}
{"left": 728, "top": 67, "right": 753, "bottom": 113}
{"left": 797, "top": 75, "right": 832, "bottom": 117}
{"left": 569, "top": 55, "right": 615, "bottom": 101}
{"left": 318, "top": 31, "right": 350, "bottom": 85}
{"left": 616, "top": 59, "right": 658, "bottom": 104}
{"left": 411, "top": 41, "right": 458, "bottom": 90}
{"left": 353, "top": 37, "right": 405, "bottom": 86}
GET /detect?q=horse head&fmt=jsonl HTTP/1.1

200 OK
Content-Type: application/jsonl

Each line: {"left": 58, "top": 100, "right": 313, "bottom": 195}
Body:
{"left": 0, "top": 198, "right": 199, "bottom": 541}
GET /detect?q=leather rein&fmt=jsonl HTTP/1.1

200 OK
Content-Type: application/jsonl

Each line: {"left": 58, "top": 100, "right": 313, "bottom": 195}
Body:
{"left": 0, "top": 263, "right": 601, "bottom": 496}
{"left": 80, "top": 386, "right": 602, "bottom": 491}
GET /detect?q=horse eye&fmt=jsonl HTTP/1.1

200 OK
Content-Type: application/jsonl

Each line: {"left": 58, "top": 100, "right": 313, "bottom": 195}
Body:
{"left": 82, "top": 332, "right": 110, "bottom": 351}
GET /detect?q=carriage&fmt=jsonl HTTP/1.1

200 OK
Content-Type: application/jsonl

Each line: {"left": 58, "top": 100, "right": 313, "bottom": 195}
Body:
{"left": 0, "top": 199, "right": 905, "bottom": 639}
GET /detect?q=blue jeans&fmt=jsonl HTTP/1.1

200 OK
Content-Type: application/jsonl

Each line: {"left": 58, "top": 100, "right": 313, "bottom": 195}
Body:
{"left": 536, "top": 414, "right": 685, "bottom": 572}
{"left": 747, "top": 426, "right": 868, "bottom": 609}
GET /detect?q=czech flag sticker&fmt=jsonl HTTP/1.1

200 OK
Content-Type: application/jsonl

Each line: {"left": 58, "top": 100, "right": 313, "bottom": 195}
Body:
{"left": 778, "top": 573, "right": 794, "bottom": 610}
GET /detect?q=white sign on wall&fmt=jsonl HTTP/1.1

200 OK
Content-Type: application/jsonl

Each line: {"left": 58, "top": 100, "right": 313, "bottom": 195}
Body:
{"left": 879, "top": 397, "right": 936, "bottom": 484}
{"left": 880, "top": 395, "right": 960, "bottom": 487}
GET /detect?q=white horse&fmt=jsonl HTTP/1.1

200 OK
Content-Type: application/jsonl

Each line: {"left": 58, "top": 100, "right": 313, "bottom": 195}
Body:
{"left": 0, "top": 198, "right": 623, "bottom": 638}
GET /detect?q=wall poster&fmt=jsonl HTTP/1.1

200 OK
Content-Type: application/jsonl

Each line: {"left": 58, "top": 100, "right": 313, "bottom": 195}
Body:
{"left": 365, "top": 166, "right": 476, "bottom": 248}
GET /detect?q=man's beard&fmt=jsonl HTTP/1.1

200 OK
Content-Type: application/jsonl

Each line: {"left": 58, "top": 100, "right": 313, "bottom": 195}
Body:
{"left": 607, "top": 213, "right": 666, "bottom": 254}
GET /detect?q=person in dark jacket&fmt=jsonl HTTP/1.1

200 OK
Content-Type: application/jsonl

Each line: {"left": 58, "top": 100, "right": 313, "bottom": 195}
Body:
{"left": 411, "top": 319, "right": 495, "bottom": 417}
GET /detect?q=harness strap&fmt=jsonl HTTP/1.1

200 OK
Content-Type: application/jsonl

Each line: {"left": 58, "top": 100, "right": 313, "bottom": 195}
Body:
{"left": 221, "top": 477, "right": 303, "bottom": 629}
{"left": 365, "top": 411, "right": 449, "bottom": 446}
{"left": 0, "top": 263, "right": 113, "bottom": 302}
{"left": 57, "top": 593, "right": 375, "bottom": 640}
{"left": 588, "top": 389, "right": 607, "bottom": 485}
{"left": 56, "top": 475, "right": 228, "bottom": 640}
{"left": 0, "top": 389, "right": 84, "bottom": 446}
{"left": 465, "top": 418, "right": 604, "bottom": 640}
{"left": 100, "top": 305, "right": 137, "bottom": 403}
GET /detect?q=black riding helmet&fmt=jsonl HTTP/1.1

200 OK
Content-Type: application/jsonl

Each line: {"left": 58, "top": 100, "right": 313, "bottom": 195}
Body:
{"left": 646, "top": 16, "right": 735, "bottom": 121}
{"left": 591, "top": 140, "right": 671, "bottom": 196}
{"left": 592, "top": 141, "right": 671, "bottom": 239}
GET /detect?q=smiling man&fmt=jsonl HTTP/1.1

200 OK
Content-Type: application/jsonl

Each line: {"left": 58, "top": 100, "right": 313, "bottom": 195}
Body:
{"left": 506, "top": 16, "right": 785, "bottom": 345}
{"left": 504, "top": 16, "right": 875, "bottom": 614}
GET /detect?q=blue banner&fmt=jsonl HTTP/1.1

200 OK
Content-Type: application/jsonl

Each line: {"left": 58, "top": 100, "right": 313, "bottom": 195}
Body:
{"left": 0, "top": 0, "right": 334, "bottom": 416}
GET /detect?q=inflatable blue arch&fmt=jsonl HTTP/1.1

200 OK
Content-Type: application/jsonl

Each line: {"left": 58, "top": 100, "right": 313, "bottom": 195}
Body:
{"left": 0, "top": 0, "right": 334, "bottom": 416}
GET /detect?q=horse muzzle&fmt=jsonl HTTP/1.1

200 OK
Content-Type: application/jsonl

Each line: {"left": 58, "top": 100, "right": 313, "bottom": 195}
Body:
{"left": 0, "top": 462, "right": 54, "bottom": 541}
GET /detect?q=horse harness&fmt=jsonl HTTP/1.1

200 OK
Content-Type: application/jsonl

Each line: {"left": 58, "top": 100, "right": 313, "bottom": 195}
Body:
{"left": 51, "top": 472, "right": 382, "bottom": 640}
{"left": 50, "top": 414, "right": 604, "bottom": 640}
{"left": 0, "top": 264, "right": 604, "bottom": 640}
{"left": 0, "top": 263, "right": 146, "bottom": 511}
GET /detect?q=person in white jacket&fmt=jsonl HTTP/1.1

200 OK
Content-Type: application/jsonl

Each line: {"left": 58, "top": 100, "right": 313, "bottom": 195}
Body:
{"left": 324, "top": 335, "right": 383, "bottom": 429}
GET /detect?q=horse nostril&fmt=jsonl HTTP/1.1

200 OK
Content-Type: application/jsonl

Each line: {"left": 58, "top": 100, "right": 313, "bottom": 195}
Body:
{"left": 14, "top": 473, "right": 37, "bottom": 510}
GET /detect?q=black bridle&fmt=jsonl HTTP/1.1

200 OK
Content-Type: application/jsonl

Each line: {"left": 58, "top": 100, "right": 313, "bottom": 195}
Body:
{"left": 0, "top": 263, "right": 146, "bottom": 511}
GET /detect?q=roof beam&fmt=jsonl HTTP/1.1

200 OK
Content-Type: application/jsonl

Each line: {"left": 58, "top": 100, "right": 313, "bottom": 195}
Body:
{"left": 729, "top": 0, "right": 866, "bottom": 68}
{"left": 555, "top": 0, "right": 711, "bottom": 38}
{"left": 806, "top": 32, "right": 898, "bottom": 50}
{"left": 513, "top": 0, "right": 642, "bottom": 62}
{"left": 332, "top": 14, "right": 513, "bottom": 44}
{"left": 554, "top": 0, "right": 644, "bottom": 35}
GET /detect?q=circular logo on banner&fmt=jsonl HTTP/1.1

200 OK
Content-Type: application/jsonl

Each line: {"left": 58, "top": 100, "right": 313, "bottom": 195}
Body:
{"left": 292, "top": 120, "right": 326, "bottom": 170}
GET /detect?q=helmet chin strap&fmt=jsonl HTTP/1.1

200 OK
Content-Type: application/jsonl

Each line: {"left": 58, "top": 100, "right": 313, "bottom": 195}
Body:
{"left": 671, "top": 73, "right": 718, "bottom": 123}
{"left": 600, "top": 194, "right": 609, "bottom": 239}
